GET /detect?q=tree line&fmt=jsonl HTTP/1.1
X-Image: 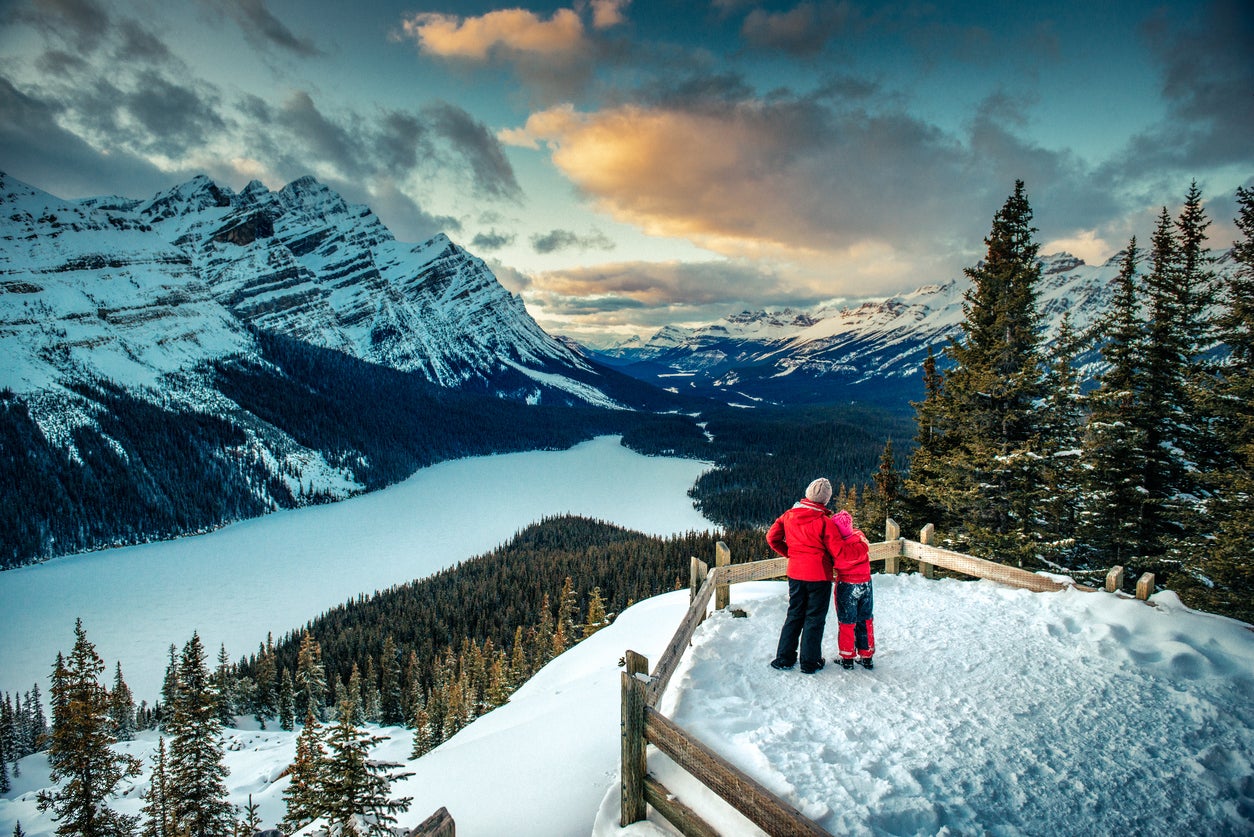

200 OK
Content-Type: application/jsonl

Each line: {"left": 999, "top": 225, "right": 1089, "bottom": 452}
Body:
{"left": 872, "top": 180, "right": 1252, "bottom": 622}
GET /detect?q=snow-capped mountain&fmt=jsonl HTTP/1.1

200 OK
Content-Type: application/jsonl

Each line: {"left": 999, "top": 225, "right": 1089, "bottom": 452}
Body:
{"left": 0, "top": 171, "right": 675, "bottom": 567}
{"left": 588, "top": 250, "right": 1235, "bottom": 410}
{"left": 0, "top": 171, "right": 628, "bottom": 405}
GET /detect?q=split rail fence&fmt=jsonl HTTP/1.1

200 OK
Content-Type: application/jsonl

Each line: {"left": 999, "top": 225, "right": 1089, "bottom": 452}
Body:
{"left": 620, "top": 519, "right": 1155, "bottom": 836}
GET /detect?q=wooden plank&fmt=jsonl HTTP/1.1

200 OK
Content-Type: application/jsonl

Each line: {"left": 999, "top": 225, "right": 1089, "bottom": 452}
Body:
{"left": 715, "top": 542, "right": 732, "bottom": 611}
{"left": 718, "top": 557, "right": 787, "bottom": 585}
{"left": 645, "top": 708, "right": 828, "bottom": 837}
{"left": 1136, "top": 572, "right": 1155, "bottom": 601}
{"left": 621, "top": 656, "right": 649, "bottom": 826}
{"left": 867, "top": 541, "right": 899, "bottom": 565}
{"left": 408, "top": 806, "right": 455, "bottom": 837}
{"left": 644, "top": 775, "right": 720, "bottom": 837}
{"left": 901, "top": 541, "right": 1068, "bottom": 593}
{"left": 884, "top": 519, "right": 900, "bottom": 574}
{"left": 1106, "top": 566, "right": 1124, "bottom": 594}
{"left": 918, "top": 524, "right": 936, "bottom": 579}
{"left": 648, "top": 575, "right": 715, "bottom": 705}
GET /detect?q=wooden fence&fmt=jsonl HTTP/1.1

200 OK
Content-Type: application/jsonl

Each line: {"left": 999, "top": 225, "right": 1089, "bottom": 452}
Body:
{"left": 621, "top": 519, "right": 1155, "bottom": 836}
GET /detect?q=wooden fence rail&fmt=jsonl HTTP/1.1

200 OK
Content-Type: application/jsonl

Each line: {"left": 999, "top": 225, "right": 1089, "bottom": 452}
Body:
{"left": 622, "top": 518, "right": 1156, "bottom": 835}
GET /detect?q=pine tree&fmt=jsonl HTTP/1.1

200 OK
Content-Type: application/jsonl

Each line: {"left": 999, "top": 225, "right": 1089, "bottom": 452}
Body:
{"left": 409, "top": 703, "right": 434, "bottom": 759}
{"left": 321, "top": 694, "right": 413, "bottom": 836}
{"left": 916, "top": 181, "right": 1047, "bottom": 563}
{"left": 167, "top": 633, "right": 233, "bottom": 837}
{"left": 277, "top": 668, "right": 296, "bottom": 732}
{"left": 159, "top": 644, "right": 179, "bottom": 731}
{"left": 238, "top": 794, "right": 262, "bottom": 836}
{"left": 214, "top": 644, "right": 234, "bottom": 727}
{"left": 1188, "top": 185, "right": 1254, "bottom": 621}
{"left": 37, "top": 619, "right": 142, "bottom": 837}
{"left": 582, "top": 587, "right": 610, "bottom": 638}
{"left": 294, "top": 631, "right": 327, "bottom": 722}
{"left": 532, "top": 593, "right": 555, "bottom": 670}
{"left": 1140, "top": 206, "right": 1193, "bottom": 561}
{"left": 378, "top": 636, "right": 404, "bottom": 727}
{"left": 109, "top": 662, "right": 137, "bottom": 742}
{"left": 0, "top": 724, "right": 9, "bottom": 794}
{"left": 903, "top": 347, "right": 952, "bottom": 531}
{"left": 12, "top": 822, "right": 25, "bottom": 837}
{"left": 252, "top": 636, "right": 277, "bottom": 726}
{"left": 1079, "top": 239, "right": 1149, "bottom": 568}
{"left": 282, "top": 709, "right": 326, "bottom": 834}
{"left": 1035, "top": 312, "right": 1087, "bottom": 564}
{"left": 508, "top": 626, "right": 528, "bottom": 686}
{"left": 140, "top": 737, "right": 175, "bottom": 837}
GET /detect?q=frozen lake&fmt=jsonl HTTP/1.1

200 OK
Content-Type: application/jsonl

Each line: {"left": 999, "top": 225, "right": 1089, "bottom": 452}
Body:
{"left": 0, "top": 436, "right": 714, "bottom": 703}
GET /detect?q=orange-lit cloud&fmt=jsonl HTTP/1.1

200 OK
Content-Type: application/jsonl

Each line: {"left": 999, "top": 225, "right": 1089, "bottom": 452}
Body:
{"left": 397, "top": 8, "right": 587, "bottom": 60}
{"left": 589, "top": 0, "right": 631, "bottom": 29}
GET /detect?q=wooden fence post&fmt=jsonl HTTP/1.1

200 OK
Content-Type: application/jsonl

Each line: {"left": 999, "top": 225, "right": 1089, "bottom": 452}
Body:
{"left": 690, "top": 556, "right": 700, "bottom": 602}
{"left": 884, "top": 518, "right": 900, "bottom": 575}
{"left": 715, "top": 542, "right": 731, "bottom": 611}
{"left": 621, "top": 651, "right": 649, "bottom": 826}
{"left": 1135, "top": 572, "right": 1155, "bottom": 601}
{"left": 918, "top": 524, "right": 935, "bottom": 579}
{"left": 1105, "top": 566, "right": 1124, "bottom": 593}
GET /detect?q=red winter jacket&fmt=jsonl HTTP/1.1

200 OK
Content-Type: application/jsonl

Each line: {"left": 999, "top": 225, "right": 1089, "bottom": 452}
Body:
{"left": 832, "top": 529, "right": 871, "bottom": 583}
{"left": 766, "top": 500, "right": 842, "bottom": 582}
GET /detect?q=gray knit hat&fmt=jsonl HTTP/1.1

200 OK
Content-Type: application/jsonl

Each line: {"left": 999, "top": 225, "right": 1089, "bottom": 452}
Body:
{"left": 805, "top": 477, "right": 833, "bottom": 505}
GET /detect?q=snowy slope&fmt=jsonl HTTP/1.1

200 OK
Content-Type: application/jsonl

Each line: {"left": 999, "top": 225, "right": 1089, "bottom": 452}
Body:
{"left": 3, "top": 574, "right": 1250, "bottom": 837}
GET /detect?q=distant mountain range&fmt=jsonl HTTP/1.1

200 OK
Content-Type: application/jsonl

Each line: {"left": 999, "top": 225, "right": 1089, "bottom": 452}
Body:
{"left": 582, "top": 249, "right": 1238, "bottom": 411}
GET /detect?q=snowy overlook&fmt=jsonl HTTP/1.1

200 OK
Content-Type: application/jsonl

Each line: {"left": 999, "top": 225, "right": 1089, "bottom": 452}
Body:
{"left": 3, "top": 569, "right": 1251, "bottom": 836}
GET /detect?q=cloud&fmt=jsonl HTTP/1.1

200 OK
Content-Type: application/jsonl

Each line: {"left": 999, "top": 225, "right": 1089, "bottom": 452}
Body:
{"left": 204, "top": 0, "right": 322, "bottom": 57}
{"left": 741, "top": 1, "right": 864, "bottom": 56}
{"left": 397, "top": 8, "right": 588, "bottom": 60}
{"left": 8, "top": 0, "right": 112, "bottom": 54}
{"left": 472, "top": 230, "right": 517, "bottom": 251}
{"left": 425, "top": 102, "right": 523, "bottom": 202}
{"left": 530, "top": 228, "right": 616, "bottom": 253}
{"left": 588, "top": 0, "right": 631, "bottom": 29}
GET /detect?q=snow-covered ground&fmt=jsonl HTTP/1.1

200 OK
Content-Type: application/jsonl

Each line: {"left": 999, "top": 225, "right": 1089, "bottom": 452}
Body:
{"left": 0, "top": 436, "right": 713, "bottom": 703}
{"left": 4, "top": 573, "right": 1251, "bottom": 837}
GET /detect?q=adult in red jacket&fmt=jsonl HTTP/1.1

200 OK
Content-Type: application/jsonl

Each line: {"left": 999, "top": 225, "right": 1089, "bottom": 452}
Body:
{"left": 766, "top": 477, "right": 843, "bottom": 673}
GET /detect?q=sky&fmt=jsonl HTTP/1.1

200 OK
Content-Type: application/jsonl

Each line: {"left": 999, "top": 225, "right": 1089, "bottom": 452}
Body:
{"left": 2, "top": 578, "right": 1251, "bottom": 836}
{"left": 1, "top": 0, "right": 1251, "bottom": 343}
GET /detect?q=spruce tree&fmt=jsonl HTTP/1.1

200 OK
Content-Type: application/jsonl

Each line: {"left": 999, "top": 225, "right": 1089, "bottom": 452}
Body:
{"left": 213, "top": 644, "right": 234, "bottom": 727}
{"left": 0, "top": 725, "right": 9, "bottom": 794}
{"left": 277, "top": 669, "right": 296, "bottom": 732}
{"left": 582, "top": 587, "right": 610, "bottom": 638}
{"left": 1079, "top": 239, "right": 1150, "bottom": 569}
{"left": 321, "top": 694, "right": 413, "bottom": 836}
{"left": 37, "top": 620, "right": 142, "bottom": 837}
{"left": 919, "top": 181, "right": 1047, "bottom": 563}
{"left": 140, "top": 737, "right": 174, "bottom": 837}
{"left": 378, "top": 636, "right": 404, "bottom": 727}
{"left": 167, "top": 633, "right": 233, "bottom": 837}
{"left": 282, "top": 709, "right": 327, "bottom": 834}
{"left": 1035, "top": 312, "right": 1087, "bottom": 563}
{"left": 252, "top": 636, "right": 277, "bottom": 726}
{"left": 110, "top": 662, "right": 137, "bottom": 742}
{"left": 1188, "top": 185, "right": 1254, "bottom": 621}
{"left": 903, "top": 347, "right": 952, "bottom": 532}
{"left": 294, "top": 631, "right": 327, "bottom": 722}
{"left": 159, "top": 644, "right": 179, "bottom": 731}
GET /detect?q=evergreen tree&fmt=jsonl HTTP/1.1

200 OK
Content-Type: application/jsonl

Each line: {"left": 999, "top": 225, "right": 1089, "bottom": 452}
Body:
{"left": 214, "top": 644, "right": 234, "bottom": 727}
{"left": 109, "top": 662, "right": 137, "bottom": 742}
{"left": 508, "top": 626, "right": 528, "bottom": 686}
{"left": 903, "top": 347, "right": 952, "bottom": 531}
{"left": 1188, "top": 185, "right": 1254, "bottom": 621}
{"left": 140, "top": 737, "right": 175, "bottom": 837}
{"left": 320, "top": 694, "right": 413, "bottom": 836}
{"left": 911, "top": 182, "right": 1047, "bottom": 564}
{"left": 531, "top": 593, "right": 555, "bottom": 670}
{"left": 1079, "top": 239, "right": 1150, "bottom": 568}
{"left": 1035, "top": 312, "right": 1087, "bottom": 563}
{"left": 277, "top": 669, "right": 296, "bottom": 732}
{"left": 252, "top": 636, "right": 277, "bottom": 727}
{"left": 159, "top": 644, "right": 179, "bottom": 731}
{"left": 409, "top": 703, "right": 434, "bottom": 760}
{"left": 26, "top": 684, "right": 47, "bottom": 752}
{"left": 378, "top": 636, "right": 404, "bottom": 727}
{"left": 12, "top": 823, "right": 24, "bottom": 837}
{"left": 294, "top": 631, "right": 327, "bottom": 722}
{"left": 167, "top": 633, "right": 233, "bottom": 837}
{"left": 37, "top": 620, "right": 142, "bottom": 837}
{"left": 282, "top": 709, "right": 326, "bottom": 834}
{"left": 582, "top": 587, "right": 610, "bottom": 638}
{"left": 1140, "top": 206, "right": 1193, "bottom": 560}
{"left": 0, "top": 724, "right": 9, "bottom": 794}
{"left": 238, "top": 794, "right": 262, "bottom": 837}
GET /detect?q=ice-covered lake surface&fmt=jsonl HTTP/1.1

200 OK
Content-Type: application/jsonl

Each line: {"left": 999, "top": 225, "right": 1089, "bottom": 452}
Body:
{"left": 0, "top": 436, "right": 714, "bottom": 703}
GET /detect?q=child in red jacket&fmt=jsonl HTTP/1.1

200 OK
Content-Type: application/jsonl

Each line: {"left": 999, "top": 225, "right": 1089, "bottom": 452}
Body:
{"left": 831, "top": 510, "right": 874, "bottom": 669}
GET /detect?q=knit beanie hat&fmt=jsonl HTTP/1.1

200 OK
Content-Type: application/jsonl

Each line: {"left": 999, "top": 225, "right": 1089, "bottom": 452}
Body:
{"left": 832, "top": 509, "right": 855, "bottom": 539}
{"left": 805, "top": 477, "right": 833, "bottom": 505}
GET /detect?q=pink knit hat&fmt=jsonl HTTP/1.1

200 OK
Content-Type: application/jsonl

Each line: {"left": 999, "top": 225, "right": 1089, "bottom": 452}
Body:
{"left": 805, "top": 478, "right": 833, "bottom": 505}
{"left": 832, "top": 509, "right": 855, "bottom": 539}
